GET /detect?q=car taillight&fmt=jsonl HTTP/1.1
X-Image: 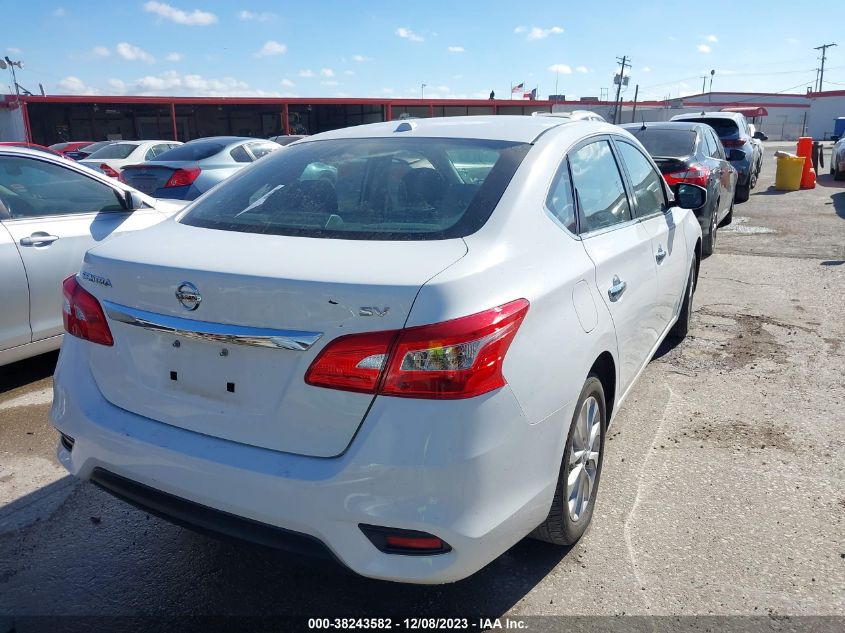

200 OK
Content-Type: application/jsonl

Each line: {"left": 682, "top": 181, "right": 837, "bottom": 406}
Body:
{"left": 165, "top": 167, "right": 201, "bottom": 188}
{"left": 99, "top": 163, "right": 120, "bottom": 179}
{"left": 305, "top": 299, "right": 529, "bottom": 399}
{"left": 665, "top": 164, "right": 710, "bottom": 188}
{"left": 62, "top": 275, "right": 113, "bottom": 346}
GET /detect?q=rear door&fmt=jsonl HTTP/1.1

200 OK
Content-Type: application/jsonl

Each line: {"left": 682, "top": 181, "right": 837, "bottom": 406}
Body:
{"left": 571, "top": 137, "right": 661, "bottom": 393}
{"left": 614, "top": 138, "right": 689, "bottom": 334}
{"left": 705, "top": 128, "right": 733, "bottom": 219}
{"left": 0, "top": 220, "right": 31, "bottom": 351}
{"left": 0, "top": 154, "right": 166, "bottom": 342}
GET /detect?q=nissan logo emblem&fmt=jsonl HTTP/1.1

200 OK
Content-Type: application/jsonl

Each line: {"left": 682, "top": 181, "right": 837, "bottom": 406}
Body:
{"left": 175, "top": 282, "right": 202, "bottom": 311}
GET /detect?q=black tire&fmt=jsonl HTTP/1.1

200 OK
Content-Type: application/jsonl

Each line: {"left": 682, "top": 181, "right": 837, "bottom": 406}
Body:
{"left": 701, "top": 204, "right": 718, "bottom": 257}
{"left": 735, "top": 183, "right": 750, "bottom": 203}
{"left": 670, "top": 255, "right": 697, "bottom": 340}
{"left": 531, "top": 376, "right": 606, "bottom": 546}
{"left": 835, "top": 159, "right": 845, "bottom": 181}
{"left": 720, "top": 200, "right": 734, "bottom": 227}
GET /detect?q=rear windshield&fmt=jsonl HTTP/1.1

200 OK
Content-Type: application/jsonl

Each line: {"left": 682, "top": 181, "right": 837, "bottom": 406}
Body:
{"left": 75, "top": 141, "right": 112, "bottom": 155}
{"left": 155, "top": 141, "right": 226, "bottom": 162}
{"left": 87, "top": 143, "right": 138, "bottom": 159}
{"left": 49, "top": 142, "right": 71, "bottom": 151}
{"left": 682, "top": 118, "right": 739, "bottom": 139}
{"left": 627, "top": 128, "right": 697, "bottom": 158}
{"left": 180, "top": 138, "right": 530, "bottom": 240}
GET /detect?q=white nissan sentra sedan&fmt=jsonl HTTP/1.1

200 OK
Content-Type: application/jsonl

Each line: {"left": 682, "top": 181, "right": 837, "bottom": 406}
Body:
{"left": 51, "top": 116, "right": 705, "bottom": 584}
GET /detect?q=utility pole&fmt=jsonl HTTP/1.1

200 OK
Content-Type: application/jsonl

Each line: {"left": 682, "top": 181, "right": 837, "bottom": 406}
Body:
{"left": 631, "top": 84, "right": 639, "bottom": 124}
{"left": 421, "top": 83, "right": 426, "bottom": 99}
{"left": 814, "top": 43, "right": 836, "bottom": 92}
{"left": 613, "top": 55, "right": 631, "bottom": 124}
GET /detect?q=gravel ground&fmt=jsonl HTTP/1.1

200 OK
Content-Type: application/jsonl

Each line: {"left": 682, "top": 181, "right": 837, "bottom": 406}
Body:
{"left": 0, "top": 145, "right": 843, "bottom": 626}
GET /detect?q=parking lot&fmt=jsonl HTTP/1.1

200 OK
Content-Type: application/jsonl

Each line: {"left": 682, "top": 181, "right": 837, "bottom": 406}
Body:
{"left": 0, "top": 143, "right": 843, "bottom": 621}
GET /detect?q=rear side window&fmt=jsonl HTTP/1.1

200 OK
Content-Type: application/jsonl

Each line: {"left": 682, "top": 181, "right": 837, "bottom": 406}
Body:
{"left": 569, "top": 140, "right": 632, "bottom": 233}
{"left": 156, "top": 142, "right": 225, "bottom": 162}
{"left": 545, "top": 160, "right": 577, "bottom": 233}
{"left": 708, "top": 130, "right": 725, "bottom": 159}
{"left": 615, "top": 140, "right": 667, "bottom": 218}
{"left": 230, "top": 145, "right": 252, "bottom": 163}
{"left": 247, "top": 142, "right": 280, "bottom": 159}
{"left": 180, "top": 138, "right": 530, "bottom": 240}
{"left": 87, "top": 143, "right": 139, "bottom": 159}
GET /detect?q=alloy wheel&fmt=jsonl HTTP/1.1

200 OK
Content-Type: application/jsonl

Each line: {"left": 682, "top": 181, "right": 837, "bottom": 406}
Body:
{"left": 567, "top": 395, "right": 601, "bottom": 522}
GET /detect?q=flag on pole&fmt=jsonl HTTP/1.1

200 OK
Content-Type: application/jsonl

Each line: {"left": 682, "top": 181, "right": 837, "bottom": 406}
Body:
{"left": 523, "top": 87, "right": 537, "bottom": 100}
{"left": 512, "top": 82, "right": 524, "bottom": 93}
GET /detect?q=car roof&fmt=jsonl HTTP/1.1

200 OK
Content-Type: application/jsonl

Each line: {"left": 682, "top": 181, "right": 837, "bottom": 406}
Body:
{"left": 187, "top": 136, "right": 258, "bottom": 144}
{"left": 621, "top": 121, "right": 707, "bottom": 132}
{"left": 671, "top": 111, "right": 744, "bottom": 122}
{"left": 305, "top": 115, "right": 578, "bottom": 144}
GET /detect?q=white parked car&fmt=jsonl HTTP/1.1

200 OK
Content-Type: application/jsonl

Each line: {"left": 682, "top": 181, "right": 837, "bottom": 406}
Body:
{"left": 79, "top": 140, "right": 182, "bottom": 179}
{"left": 0, "top": 146, "right": 187, "bottom": 366}
{"left": 51, "top": 116, "right": 705, "bottom": 584}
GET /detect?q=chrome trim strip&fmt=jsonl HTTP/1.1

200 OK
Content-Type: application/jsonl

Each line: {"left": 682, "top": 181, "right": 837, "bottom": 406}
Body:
{"left": 102, "top": 301, "right": 322, "bottom": 351}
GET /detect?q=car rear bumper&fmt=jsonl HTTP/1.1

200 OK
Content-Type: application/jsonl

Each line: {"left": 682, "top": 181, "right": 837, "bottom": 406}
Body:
{"left": 50, "top": 337, "right": 567, "bottom": 584}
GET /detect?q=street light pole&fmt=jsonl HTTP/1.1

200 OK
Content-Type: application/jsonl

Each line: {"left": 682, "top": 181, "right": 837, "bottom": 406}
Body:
{"left": 421, "top": 83, "right": 426, "bottom": 99}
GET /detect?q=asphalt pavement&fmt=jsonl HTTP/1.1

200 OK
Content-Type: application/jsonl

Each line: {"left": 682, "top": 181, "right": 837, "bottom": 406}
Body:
{"left": 0, "top": 144, "right": 843, "bottom": 624}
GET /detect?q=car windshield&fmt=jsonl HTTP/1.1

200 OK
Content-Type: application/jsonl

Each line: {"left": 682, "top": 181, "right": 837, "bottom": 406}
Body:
{"left": 627, "top": 128, "right": 697, "bottom": 157}
{"left": 683, "top": 118, "right": 740, "bottom": 139}
{"left": 155, "top": 141, "right": 226, "bottom": 162}
{"left": 180, "top": 137, "right": 530, "bottom": 240}
{"left": 87, "top": 143, "right": 139, "bottom": 159}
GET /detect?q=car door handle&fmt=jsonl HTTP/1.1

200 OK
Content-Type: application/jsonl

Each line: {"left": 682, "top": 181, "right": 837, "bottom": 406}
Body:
{"left": 655, "top": 246, "right": 667, "bottom": 264}
{"left": 607, "top": 276, "right": 627, "bottom": 302}
{"left": 20, "top": 233, "right": 60, "bottom": 246}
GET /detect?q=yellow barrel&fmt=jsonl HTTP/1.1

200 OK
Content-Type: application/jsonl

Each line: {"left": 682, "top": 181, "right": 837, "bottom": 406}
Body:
{"left": 774, "top": 155, "right": 805, "bottom": 191}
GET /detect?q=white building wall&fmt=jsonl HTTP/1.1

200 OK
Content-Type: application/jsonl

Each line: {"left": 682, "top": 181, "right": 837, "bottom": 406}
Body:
{"left": 807, "top": 94, "right": 845, "bottom": 140}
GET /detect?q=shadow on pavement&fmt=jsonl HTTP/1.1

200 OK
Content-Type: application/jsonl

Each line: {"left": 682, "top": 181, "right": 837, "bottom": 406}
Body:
{"left": 829, "top": 191, "right": 845, "bottom": 220}
{"left": 0, "top": 351, "right": 58, "bottom": 396}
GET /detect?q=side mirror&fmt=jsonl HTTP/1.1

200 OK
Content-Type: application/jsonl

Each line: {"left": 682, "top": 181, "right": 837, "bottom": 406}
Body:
{"left": 753, "top": 131, "right": 768, "bottom": 141}
{"left": 727, "top": 148, "right": 747, "bottom": 162}
{"left": 123, "top": 190, "right": 146, "bottom": 211}
{"left": 674, "top": 183, "right": 707, "bottom": 210}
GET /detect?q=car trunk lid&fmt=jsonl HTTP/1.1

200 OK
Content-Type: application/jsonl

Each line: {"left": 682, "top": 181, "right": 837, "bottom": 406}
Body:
{"left": 80, "top": 220, "right": 467, "bottom": 457}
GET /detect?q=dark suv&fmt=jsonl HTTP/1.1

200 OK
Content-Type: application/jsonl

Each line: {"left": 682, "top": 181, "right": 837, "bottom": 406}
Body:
{"left": 670, "top": 111, "right": 765, "bottom": 203}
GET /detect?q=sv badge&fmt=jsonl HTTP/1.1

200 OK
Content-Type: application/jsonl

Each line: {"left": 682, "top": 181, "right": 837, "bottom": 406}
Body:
{"left": 359, "top": 306, "right": 390, "bottom": 317}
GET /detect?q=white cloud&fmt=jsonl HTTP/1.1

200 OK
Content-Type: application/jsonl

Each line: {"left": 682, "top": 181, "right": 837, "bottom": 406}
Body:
{"left": 575, "top": 65, "right": 589, "bottom": 73}
{"left": 298, "top": 69, "right": 315, "bottom": 78}
{"left": 452, "top": 74, "right": 463, "bottom": 80}
{"left": 548, "top": 64, "right": 572, "bottom": 74}
{"left": 321, "top": 80, "right": 339, "bottom": 86}
{"left": 238, "top": 9, "right": 276, "bottom": 22}
{"left": 58, "top": 76, "right": 95, "bottom": 95}
{"left": 352, "top": 54, "right": 371, "bottom": 62}
{"left": 786, "top": 37, "right": 800, "bottom": 45}
{"left": 697, "top": 44, "right": 711, "bottom": 53}
{"left": 255, "top": 40, "right": 287, "bottom": 57}
{"left": 92, "top": 46, "right": 110, "bottom": 57}
{"left": 520, "top": 26, "right": 563, "bottom": 41}
{"left": 382, "top": 88, "right": 395, "bottom": 94}
{"left": 320, "top": 68, "right": 334, "bottom": 78}
{"left": 6, "top": 47, "right": 22, "bottom": 55}
{"left": 165, "top": 52, "right": 183, "bottom": 62}
{"left": 344, "top": 70, "right": 355, "bottom": 76}
{"left": 107, "top": 78, "right": 127, "bottom": 94}
{"left": 706, "top": 34, "right": 718, "bottom": 43}
{"left": 642, "top": 66, "right": 652, "bottom": 72}
{"left": 131, "top": 69, "right": 280, "bottom": 96}
{"left": 143, "top": 2, "right": 218, "bottom": 26}
{"left": 396, "top": 27, "right": 424, "bottom": 42}
{"left": 668, "top": 35, "right": 677, "bottom": 41}
{"left": 447, "top": 46, "right": 465, "bottom": 53}
{"left": 281, "top": 78, "right": 295, "bottom": 87}
{"left": 116, "top": 42, "right": 155, "bottom": 63}
{"left": 52, "top": 7, "right": 66, "bottom": 17}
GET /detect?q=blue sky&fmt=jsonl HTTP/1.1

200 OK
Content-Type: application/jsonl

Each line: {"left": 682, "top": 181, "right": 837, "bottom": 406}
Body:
{"left": 2, "top": 1, "right": 841, "bottom": 101}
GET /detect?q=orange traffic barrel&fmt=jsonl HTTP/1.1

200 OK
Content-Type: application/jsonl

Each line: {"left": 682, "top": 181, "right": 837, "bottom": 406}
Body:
{"left": 796, "top": 137, "right": 816, "bottom": 188}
